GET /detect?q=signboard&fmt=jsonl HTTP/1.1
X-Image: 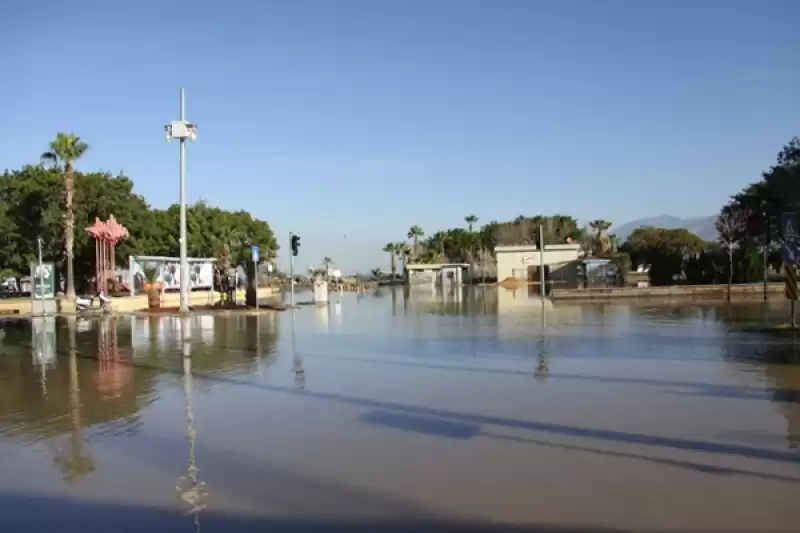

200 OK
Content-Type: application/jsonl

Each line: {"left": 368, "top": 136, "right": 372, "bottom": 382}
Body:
{"left": 783, "top": 212, "right": 798, "bottom": 242}
{"left": 130, "top": 256, "right": 216, "bottom": 293}
{"left": 251, "top": 245, "right": 259, "bottom": 263}
{"left": 782, "top": 243, "right": 799, "bottom": 266}
{"left": 30, "top": 262, "right": 55, "bottom": 300}
{"left": 781, "top": 212, "right": 799, "bottom": 268}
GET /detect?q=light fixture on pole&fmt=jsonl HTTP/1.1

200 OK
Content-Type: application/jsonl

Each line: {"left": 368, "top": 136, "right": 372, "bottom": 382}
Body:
{"left": 165, "top": 88, "right": 198, "bottom": 313}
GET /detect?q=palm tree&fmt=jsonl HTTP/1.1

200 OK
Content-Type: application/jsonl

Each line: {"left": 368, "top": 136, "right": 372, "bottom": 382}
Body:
{"left": 322, "top": 257, "right": 333, "bottom": 270}
{"left": 465, "top": 214, "right": 478, "bottom": 232}
{"left": 401, "top": 245, "right": 411, "bottom": 272}
{"left": 383, "top": 243, "right": 399, "bottom": 278}
{"left": 395, "top": 243, "right": 410, "bottom": 275}
{"left": 407, "top": 225, "right": 424, "bottom": 261}
{"left": 370, "top": 268, "right": 383, "bottom": 281}
{"left": 41, "top": 133, "right": 89, "bottom": 301}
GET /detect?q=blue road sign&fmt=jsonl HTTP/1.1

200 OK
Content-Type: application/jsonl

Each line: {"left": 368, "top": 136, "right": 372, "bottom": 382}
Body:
{"left": 251, "top": 245, "right": 259, "bottom": 263}
{"left": 782, "top": 242, "right": 799, "bottom": 265}
{"left": 782, "top": 212, "right": 798, "bottom": 242}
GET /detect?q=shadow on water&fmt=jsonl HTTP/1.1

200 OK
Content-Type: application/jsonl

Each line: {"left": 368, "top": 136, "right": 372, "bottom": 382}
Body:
{"left": 0, "top": 490, "right": 757, "bottom": 533}
{"left": 14, "top": 338, "right": 800, "bottom": 465}
{"left": 356, "top": 409, "right": 800, "bottom": 485}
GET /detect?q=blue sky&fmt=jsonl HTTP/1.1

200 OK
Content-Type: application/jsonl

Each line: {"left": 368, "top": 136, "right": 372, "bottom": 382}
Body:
{"left": 2, "top": 0, "right": 799, "bottom": 273}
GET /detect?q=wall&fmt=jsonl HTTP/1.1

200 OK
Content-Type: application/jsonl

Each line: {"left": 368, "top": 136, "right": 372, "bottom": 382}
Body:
{"left": 0, "top": 287, "right": 278, "bottom": 316}
{"left": 408, "top": 269, "right": 438, "bottom": 286}
{"left": 495, "top": 245, "right": 581, "bottom": 282}
{"left": 551, "top": 282, "right": 784, "bottom": 300}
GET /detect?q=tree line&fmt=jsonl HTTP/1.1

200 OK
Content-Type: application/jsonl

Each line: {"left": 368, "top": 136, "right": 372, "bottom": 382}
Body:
{"left": 382, "top": 215, "right": 626, "bottom": 279}
{"left": 387, "top": 136, "right": 800, "bottom": 289}
{"left": 1, "top": 134, "right": 277, "bottom": 295}
{"left": 623, "top": 137, "right": 800, "bottom": 288}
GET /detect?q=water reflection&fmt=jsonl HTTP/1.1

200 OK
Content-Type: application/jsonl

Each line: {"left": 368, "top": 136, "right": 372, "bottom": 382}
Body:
{"left": 2, "top": 295, "right": 800, "bottom": 530}
{"left": 722, "top": 331, "right": 800, "bottom": 448}
{"left": 31, "top": 317, "right": 56, "bottom": 399}
{"left": 291, "top": 309, "right": 305, "bottom": 389}
{"left": 175, "top": 336, "right": 208, "bottom": 530}
{"left": 534, "top": 312, "right": 549, "bottom": 382}
{"left": 0, "top": 314, "right": 280, "bottom": 477}
{"left": 52, "top": 316, "right": 94, "bottom": 483}
{"left": 404, "top": 286, "right": 497, "bottom": 316}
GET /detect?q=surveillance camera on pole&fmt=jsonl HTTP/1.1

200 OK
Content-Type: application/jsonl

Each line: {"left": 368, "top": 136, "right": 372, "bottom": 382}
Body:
{"left": 164, "top": 89, "right": 198, "bottom": 314}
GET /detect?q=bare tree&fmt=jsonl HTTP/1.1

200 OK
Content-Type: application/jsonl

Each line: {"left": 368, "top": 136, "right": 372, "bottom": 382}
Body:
{"left": 716, "top": 208, "right": 751, "bottom": 301}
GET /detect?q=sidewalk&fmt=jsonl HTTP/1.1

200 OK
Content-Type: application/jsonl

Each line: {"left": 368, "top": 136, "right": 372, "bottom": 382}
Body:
{"left": 0, "top": 287, "right": 279, "bottom": 316}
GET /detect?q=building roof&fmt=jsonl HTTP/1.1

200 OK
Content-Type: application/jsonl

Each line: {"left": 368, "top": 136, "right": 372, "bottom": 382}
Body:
{"left": 406, "top": 263, "right": 470, "bottom": 270}
{"left": 494, "top": 243, "right": 582, "bottom": 253}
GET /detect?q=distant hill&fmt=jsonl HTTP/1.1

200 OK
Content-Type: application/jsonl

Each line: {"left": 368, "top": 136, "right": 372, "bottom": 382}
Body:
{"left": 612, "top": 215, "right": 717, "bottom": 242}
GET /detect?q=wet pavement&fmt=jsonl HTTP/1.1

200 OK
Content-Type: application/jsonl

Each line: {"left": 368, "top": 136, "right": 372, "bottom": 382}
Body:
{"left": 1, "top": 287, "right": 800, "bottom": 532}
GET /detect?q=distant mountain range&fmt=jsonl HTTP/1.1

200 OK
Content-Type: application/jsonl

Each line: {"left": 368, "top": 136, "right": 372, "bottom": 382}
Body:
{"left": 611, "top": 215, "right": 717, "bottom": 242}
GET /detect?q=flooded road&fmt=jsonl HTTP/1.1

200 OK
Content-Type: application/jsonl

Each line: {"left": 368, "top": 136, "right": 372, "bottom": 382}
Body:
{"left": 1, "top": 287, "right": 800, "bottom": 532}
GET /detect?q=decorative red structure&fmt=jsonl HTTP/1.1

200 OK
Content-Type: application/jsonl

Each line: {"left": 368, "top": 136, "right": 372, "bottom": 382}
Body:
{"left": 86, "top": 215, "right": 129, "bottom": 295}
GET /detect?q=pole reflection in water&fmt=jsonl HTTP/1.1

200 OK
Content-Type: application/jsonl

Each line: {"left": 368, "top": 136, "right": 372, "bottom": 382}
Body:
{"left": 291, "top": 309, "right": 305, "bottom": 389}
{"left": 333, "top": 300, "right": 342, "bottom": 325}
{"left": 176, "top": 321, "right": 208, "bottom": 531}
{"left": 252, "top": 314, "right": 263, "bottom": 376}
{"left": 534, "top": 307, "right": 549, "bottom": 381}
{"left": 31, "top": 316, "right": 57, "bottom": 399}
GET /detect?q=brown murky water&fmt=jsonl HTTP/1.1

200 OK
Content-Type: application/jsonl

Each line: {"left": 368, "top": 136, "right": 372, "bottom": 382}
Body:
{"left": 1, "top": 287, "right": 800, "bottom": 532}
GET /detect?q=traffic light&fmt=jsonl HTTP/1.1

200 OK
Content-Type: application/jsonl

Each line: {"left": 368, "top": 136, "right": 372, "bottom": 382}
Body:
{"left": 290, "top": 234, "right": 300, "bottom": 256}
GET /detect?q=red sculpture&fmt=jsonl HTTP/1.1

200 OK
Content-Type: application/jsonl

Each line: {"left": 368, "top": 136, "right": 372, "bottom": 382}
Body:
{"left": 86, "top": 215, "right": 129, "bottom": 295}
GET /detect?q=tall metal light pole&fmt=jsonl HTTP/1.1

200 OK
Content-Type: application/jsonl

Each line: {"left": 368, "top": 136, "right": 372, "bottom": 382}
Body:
{"left": 165, "top": 89, "right": 197, "bottom": 313}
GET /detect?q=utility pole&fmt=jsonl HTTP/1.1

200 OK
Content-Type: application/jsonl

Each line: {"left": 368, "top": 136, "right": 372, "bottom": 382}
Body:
{"left": 763, "top": 242, "right": 768, "bottom": 301}
{"left": 763, "top": 209, "right": 769, "bottom": 301}
{"left": 539, "top": 225, "right": 546, "bottom": 298}
{"left": 289, "top": 232, "right": 295, "bottom": 307}
{"left": 37, "top": 236, "right": 44, "bottom": 300}
{"left": 164, "top": 89, "right": 197, "bottom": 313}
{"left": 178, "top": 89, "right": 189, "bottom": 312}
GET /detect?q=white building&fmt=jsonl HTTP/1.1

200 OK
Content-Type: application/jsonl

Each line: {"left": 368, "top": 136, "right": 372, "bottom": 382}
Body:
{"left": 494, "top": 243, "right": 582, "bottom": 283}
{"left": 406, "top": 263, "right": 470, "bottom": 287}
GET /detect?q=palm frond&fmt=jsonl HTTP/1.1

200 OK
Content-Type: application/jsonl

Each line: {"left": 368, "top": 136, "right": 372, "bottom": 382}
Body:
{"left": 40, "top": 151, "right": 59, "bottom": 168}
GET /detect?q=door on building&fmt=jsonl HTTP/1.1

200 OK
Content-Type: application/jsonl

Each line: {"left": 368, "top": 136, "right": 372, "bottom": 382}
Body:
{"left": 527, "top": 265, "right": 550, "bottom": 283}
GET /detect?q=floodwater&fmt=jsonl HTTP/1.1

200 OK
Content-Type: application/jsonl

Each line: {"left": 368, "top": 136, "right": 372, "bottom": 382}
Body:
{"left": 1, "top": 287, "right": 800, "bottom": 533}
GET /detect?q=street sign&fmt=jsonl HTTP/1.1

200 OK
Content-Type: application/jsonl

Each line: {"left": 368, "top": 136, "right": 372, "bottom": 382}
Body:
{"left": 782, "top": 212, "right": 798, "bottom": 241}
{"left": 782, "top": 242, "right": 800, "bottom": 265}
{"left": 784, "top": 264, "right": 799, "bottom": 300}
{"left": 251, "top": 245, "right": 259, "bottom": 264}
{"left": 31, "top": 263, "right": 55, "bottom": 300}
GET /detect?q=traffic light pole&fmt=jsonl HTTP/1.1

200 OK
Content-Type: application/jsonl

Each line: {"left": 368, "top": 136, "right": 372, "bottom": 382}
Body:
{"left": 289, "top": 232, "right": 295, "bottom": 307}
